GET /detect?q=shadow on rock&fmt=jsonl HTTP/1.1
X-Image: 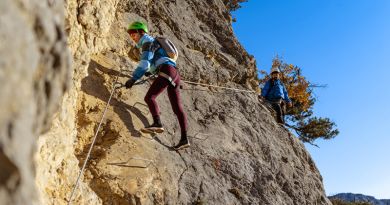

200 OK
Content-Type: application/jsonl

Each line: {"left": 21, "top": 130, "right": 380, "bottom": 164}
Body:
{"left": 77, "top": 60, "right": 152, "bottom": 204}
{"left": 152, "top": 134, "right": 176, "bottom": 151}
{"left": 80, "top": 60, "right": 150, "bottom": 138}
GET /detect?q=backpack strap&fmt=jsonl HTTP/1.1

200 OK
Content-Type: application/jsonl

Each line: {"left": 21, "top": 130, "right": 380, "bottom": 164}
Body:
{"left": 142, "top": 41, "right": 160, "bottom": 53}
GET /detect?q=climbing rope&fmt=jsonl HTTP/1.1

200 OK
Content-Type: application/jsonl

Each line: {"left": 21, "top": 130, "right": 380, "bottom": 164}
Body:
{"left": 179, "top": 80, "right": 287, "bottom": 116}
{"left": 182, "top": 80, "right": 256, "bottom": 94}
{"left": 67, "top": 67, "right": 123, "bottom": 205}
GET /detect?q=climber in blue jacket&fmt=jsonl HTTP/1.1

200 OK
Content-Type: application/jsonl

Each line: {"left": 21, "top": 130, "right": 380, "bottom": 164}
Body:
{"left": 124, "top": 21, "right": 189, "bottom": 150}
{"left": 260, "top": 66, "right": 293, "bottom": 124}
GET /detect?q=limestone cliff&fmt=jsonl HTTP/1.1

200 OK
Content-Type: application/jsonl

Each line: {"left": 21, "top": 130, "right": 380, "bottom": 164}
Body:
{"left": 0, "top": 0, "right": 70, "bottom": 204}
{"left": 0, "top": 0, "right": 331, "bottom": 205}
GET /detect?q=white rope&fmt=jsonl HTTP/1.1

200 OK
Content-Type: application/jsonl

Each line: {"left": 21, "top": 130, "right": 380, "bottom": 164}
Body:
{"left": 67, "top": 68, "right": 122, "bottom": 205}
{"left": 182, "top": 80, "right": 256, "bottom": 93}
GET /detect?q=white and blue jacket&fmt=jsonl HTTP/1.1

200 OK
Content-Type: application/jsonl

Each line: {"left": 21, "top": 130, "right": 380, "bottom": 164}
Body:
{"left": 131, "top": 34, "right": 176, "bottom": 81}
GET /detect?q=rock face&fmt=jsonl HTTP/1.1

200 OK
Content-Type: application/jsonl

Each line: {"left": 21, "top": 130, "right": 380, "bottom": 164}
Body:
{"left": 0, "top": 0, "right": 70, "bottom": 204}
{"left": 1, "top": 0, "right": 331, "bottom": 205}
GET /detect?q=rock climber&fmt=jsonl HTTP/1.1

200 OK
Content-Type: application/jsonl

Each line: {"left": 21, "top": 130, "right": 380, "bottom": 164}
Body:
{"left": 124, "top": 21, "right": 189, "bottom": 150}
{"left": 260, "top": 66, "right": 293, "bottom": 125}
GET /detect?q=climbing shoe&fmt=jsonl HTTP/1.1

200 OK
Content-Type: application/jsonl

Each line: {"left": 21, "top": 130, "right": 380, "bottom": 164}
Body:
{"left": 174, "top": 138, "right": 190, "bottom": 150}
{"left": 140, "top": 123, "right": 164, "bottom": 134}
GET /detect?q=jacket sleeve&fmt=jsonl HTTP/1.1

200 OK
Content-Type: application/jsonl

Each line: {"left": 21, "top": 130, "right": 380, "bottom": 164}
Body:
{"left": 131, "top": 41, "right": 154, "bottom": 81}
{"left": 282, "top": 85, "right": 292, "bottom": 103}
{"left": 261, "top": 81, "right": 270, "bottom": 97}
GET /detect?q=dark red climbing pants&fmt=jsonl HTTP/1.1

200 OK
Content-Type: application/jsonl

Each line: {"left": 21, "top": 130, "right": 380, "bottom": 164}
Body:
{"left": 144, "top": 64, "right": 188, "bottom": 132}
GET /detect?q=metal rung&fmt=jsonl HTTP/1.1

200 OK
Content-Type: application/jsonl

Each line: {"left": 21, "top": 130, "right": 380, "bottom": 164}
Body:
{"left": 107, "top": 157, "right": 153, "bottom": 168}
{"left": 190, "top": 133, "right": 210, "bottom": 141}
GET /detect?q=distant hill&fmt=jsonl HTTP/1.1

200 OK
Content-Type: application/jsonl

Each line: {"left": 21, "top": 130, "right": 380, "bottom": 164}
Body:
{"left": 329, "top": 193, "right": 390, "bottom": 205}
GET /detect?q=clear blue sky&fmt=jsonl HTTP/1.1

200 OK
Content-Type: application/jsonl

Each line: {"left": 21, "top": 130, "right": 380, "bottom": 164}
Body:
{"left": 232, "top": 0, "right": 390, "bottom": 199}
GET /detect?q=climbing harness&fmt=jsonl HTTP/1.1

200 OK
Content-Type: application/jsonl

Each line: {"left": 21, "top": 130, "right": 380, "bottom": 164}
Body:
{"left": 159, "top": 72, "right": 178, "bottom": 87}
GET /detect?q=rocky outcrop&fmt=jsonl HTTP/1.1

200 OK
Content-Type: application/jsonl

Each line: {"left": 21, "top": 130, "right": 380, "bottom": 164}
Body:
{"left": 0, "top": 0, "right": 70, "bottom": 204}
{"left": 330, "top": 193, "right": 390, "bottom": 205}
{"left": 1, "top": 0, "right": 331, "bottom": 204}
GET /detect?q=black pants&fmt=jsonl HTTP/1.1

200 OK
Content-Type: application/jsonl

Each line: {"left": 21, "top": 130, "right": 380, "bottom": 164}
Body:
{"left": 267, "top": 99, "right": 285, "bottom": 124}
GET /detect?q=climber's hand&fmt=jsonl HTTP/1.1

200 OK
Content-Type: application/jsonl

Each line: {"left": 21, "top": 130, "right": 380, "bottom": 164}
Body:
{"left": 287, "top": 102, "right": 293, "bottom": 107}
{"left": 125, "top": 79, "right": 136, "bottom": 89}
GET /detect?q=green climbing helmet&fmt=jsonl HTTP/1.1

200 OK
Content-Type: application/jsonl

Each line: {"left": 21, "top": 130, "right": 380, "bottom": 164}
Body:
{"left": 127, "top": 21, "right": 148, "bottom": 33}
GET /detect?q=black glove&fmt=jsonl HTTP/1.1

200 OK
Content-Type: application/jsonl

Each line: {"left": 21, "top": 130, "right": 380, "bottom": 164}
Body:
{"left": 125, "top": 79, "right": 136, "bottom": 89}
{"left": 144, "top": 71, "right": 152, "bottom": 77}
